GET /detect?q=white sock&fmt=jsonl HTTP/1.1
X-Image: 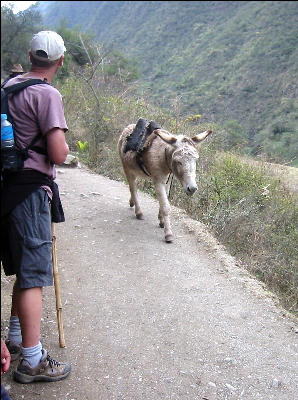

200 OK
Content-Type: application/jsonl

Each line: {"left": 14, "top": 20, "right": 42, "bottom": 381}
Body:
{"left": 21, "top": 342, "right": 43, "bottom": 368}
{"left": 8, "top": 316, "right": 22, "bottom": 345}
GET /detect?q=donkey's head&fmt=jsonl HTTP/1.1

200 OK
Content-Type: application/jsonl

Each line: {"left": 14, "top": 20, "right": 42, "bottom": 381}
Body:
{"left": 154, "top": 129, "right": 212, "bottom": 195}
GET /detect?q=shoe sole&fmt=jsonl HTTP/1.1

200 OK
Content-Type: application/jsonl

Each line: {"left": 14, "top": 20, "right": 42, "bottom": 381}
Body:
{"left": 13, "top": 365, "right": 71, "bottom": 384}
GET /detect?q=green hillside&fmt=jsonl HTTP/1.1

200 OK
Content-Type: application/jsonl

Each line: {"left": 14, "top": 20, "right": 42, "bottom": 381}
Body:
{"left": 39, "top": 1, "right": 298, "bottom": 164}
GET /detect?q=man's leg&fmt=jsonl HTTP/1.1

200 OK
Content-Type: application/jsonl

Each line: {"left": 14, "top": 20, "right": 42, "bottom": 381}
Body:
{"left": 10, "top": 280, "right": 18, "bottom": 318}
{"left": 8, "top": 281, "right": 42, "bottom": 347}
{"left": 11, "top": 189, "right": 71, "bottom": 382}
{"left": 1, "top": 219, "right": 22, "bottom": 358}
{"left": 6, "top": 281, "right": 22, "bottom": 360}
{"left": 7, "top": 188, "right": 50, "bottom": 356}
{"left": 8, "top": 282, "right": 43, "bottom": 367}
{"left": 17, "top": 286, "right": 42, "bottom": 348}
{"left": 17, "top": 285, "right": 43, "bottom": 368}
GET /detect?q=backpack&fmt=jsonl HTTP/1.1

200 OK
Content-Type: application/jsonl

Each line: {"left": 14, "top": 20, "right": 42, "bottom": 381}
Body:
{"left": 1, "top": 79, "right": 49, "bottom": 171}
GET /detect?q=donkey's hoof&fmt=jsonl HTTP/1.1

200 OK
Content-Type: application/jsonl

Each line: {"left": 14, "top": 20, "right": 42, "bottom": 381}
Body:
{"left": 136, "top": 213, "right": 144, "bottom": 220}
{"left": 165, "top": 234, "right": 174, "bottom": 243}
{"left": 129, "top": 200, "right": 134, "bottom": 207}
{"left": 159, "top": 222, "right": 164, "bottom": 228}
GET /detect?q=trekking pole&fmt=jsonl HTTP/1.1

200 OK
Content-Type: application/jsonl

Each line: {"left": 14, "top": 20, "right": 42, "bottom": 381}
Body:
{"left": 51, "top": 222, "right": 66, "bottom": 348}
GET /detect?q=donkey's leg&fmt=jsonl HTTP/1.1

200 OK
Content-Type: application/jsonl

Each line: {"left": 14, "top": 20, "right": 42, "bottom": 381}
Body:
{"left": 154, "top": 180, "right": 173, "bottom": 242}
{"left": 158, "top": 209, "right": 164, "bottom": 228}
{"left": 159, "top": 174, "right": 173, "bottom": 228}
{"left": 124, "top": 169, "right": 144, "bottom": 220}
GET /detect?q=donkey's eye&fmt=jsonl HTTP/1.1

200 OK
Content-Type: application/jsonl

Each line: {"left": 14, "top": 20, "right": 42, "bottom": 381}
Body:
{"left": 176, "top": 161, "right": 182, "bottom": 166}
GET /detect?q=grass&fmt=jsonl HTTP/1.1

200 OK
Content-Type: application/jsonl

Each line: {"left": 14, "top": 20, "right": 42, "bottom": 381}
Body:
{"left": 169, "top": 150, "right": 298, "bottom": 313}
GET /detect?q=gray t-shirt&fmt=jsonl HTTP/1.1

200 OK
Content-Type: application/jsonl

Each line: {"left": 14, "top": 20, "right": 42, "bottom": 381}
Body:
{"left": 4, "top": 76, "right": 68, "bottom": 179}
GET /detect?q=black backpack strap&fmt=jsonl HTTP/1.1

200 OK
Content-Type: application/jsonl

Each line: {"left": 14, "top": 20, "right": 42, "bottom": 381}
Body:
{"left": 2, "top": 79, "right": 49, "bottom": 122}
{"left": 2, "top": 79, "right": 48, "bottom": 95}
{"left": 2, "top": 79, "right": 49, "bottom": 159}
{"left": 18, "top": 134, "right": 47, "bottom": 162}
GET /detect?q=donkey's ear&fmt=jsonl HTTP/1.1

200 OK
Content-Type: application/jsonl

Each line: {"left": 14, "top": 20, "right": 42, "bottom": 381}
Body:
{"left": 192, "top": 129, "right": 212, "bottom": 143}
{"left": 154, "top": 129, "right": 177, "bottom": 145}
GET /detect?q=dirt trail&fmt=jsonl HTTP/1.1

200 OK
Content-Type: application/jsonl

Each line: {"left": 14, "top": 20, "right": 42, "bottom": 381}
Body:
{"left": 1, "top": 165, "right": 297, "bottom": 400}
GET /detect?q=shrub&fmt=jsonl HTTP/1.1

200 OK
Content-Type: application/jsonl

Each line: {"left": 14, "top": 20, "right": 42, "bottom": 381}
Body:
{"left": 170, "top": 152, "right": 298, "bottom": 312}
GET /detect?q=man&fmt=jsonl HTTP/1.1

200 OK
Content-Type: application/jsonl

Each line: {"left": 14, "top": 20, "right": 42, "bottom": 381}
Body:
{"left": 1, "top": 64, "right": 24, "bottom": 86}
{"left": 1, "top": 31, "right": 71, "bottom": 383}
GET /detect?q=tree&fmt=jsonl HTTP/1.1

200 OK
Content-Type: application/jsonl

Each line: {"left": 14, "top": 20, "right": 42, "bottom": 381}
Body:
{"left": 1, "top": 4, "right": 43, "bottom": 76}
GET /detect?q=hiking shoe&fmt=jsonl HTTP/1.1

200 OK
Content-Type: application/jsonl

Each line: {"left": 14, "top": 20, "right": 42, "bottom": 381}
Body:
{"left": 13, "top": 349, "right": 71, "bottom": 383}
{"left": 5, "top": 340, "right": 21, "bottom": 361}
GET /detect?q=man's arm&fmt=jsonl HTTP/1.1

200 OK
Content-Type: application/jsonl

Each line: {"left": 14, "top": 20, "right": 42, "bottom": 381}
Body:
{"left": 46, "top": 128, "right": 69, "bottom": 165}
{"left": 1, "top": 339, "right": 11, "bottom": 375}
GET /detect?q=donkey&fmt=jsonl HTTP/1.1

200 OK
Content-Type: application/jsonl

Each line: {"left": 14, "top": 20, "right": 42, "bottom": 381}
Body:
{"left": 118, "top": 121, "right": 212, "bottom": 242}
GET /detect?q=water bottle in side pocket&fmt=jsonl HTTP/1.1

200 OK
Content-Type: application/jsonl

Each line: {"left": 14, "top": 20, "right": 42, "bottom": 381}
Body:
{"left": 1, "top": 113, "right": 19, "bottom": 171}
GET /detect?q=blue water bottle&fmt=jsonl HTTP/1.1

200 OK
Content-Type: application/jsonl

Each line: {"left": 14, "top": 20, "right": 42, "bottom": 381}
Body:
{"left": 1, "top": 113, "right": 18, "bottom": 171}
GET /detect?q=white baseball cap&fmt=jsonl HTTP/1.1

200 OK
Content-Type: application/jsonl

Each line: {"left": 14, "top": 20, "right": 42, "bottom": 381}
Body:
{"left": 30, "top": 31, "right": 66, "bottom": 62}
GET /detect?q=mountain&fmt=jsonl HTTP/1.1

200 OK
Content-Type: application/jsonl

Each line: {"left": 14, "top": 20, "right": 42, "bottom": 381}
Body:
{"left": 38, "top": 1, "right": 298, "bottom": 164}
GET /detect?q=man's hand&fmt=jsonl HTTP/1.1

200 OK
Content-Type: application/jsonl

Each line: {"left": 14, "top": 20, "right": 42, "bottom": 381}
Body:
{"left": 1, "top": 339, "right": 11, "bottom": 375}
